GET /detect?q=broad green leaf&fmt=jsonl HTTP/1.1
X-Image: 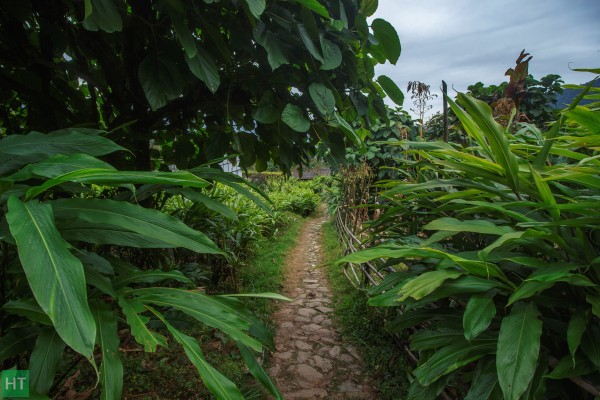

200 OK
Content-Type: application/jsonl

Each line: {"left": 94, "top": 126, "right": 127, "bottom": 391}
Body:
{"left": 410, "top": 330, "right": 465, "bottom": 351}
{"left": 464, "top": 292, "right": 496, "bottom": 341}
{"left": 297, "top": 24, "right": 324, "bottom": 62}
{"left": 533, "top": 121, "right": 560, "bottom": 167}
{"left": 0, "top": 130, "right": 125, "bottom": 158}
{"left": 407, "top": 375, "right": 451, "bottom": 400}
{"left": 465, "top": 357, "right": 500, "bottom": 400}
{"left": 52, "top": 198, "right": 222, "bottom": 254}
{"left": 186, "top": 49, "right": 220, "bottom": 93}
{"left": 238, "top": 344, "right": 284, "bottom": 399}
{"left": 543, "top": 171, "right": 600, "bottom": 190}
{"left": 219, "top": 293, "right": 290, "bottom": 301}
{"left": 0, "top": 328, "right": 38, "bottom": 364}
{"left": 384, "top": 140, "right": 454, "bottom": 151}
{"left": 383, "top": 177, "right": 509, "bottom": 199}
{"left": 85, "top": 268, "right": 117, "bottom": 298}
{"left": 308, "top": 82, "right": 335, "bottom": 115}
{"left": 6, "top": 197, "right": 96, "bottom": 357}
{"left": 508, "top": 281, "right": 553, "bottom": 305}
{"left": 371, "top": 19, "right": 401, "bottom": 64}
{"left": 546, "top": 353, "right": 596, "bottom": 379}
{"left": 567, "top": 310, "right": 588, "bottom": 362}
{"left": 446, "top": 95, "right": 493, "bottom": 156}
{"left": 397, "top": 270, "right": 463, "bottom": 301}
{"left": 530, "top": 166, "right": 559, "bottom": 220}
{"left": 9, "top": 154, "right": 115, "bottom": 182}
{"left": 27, "top": 168, "right": 209, "bottom": 199}
{"left": 424, "top": 217, "right": 514, "bottom": 235}
{"left": 138, "top": 55, "right": 184, "bottom": 110}
{"left": 281, "top": 104, "right": 310, "bottom": 132}
{"left": 113, "top": 270, "right": 192, "bottom": 289}
{"left": 333, "top": 112, "right": 361, "bottom": 146}
{"left": 133, "top": 288, "right": 263, "bottom": 351}
{"left": 522, "top": 353, "right": 548, "bottom": 400}
{"left": 319, "top": 35, "right": 342, "bottom": 70}
{"left": 478, "top": 232, "right": 527, "bottom": 259}
{"left": 252, "top": 92, "right": 280, "bottom": 124}
{"left": 166, "top": 188, "right": 238, "bottom": 220}
{"left": 338, "top": 245, "right": 508, "bottom": 282}
{"left": 566, "top": 106, "right": 600, "bottom": 134}
{"left": 458, "top": 93, "right": 520, "bottom": 194}
{"left": 29, "top": 328, "right": 66, "bottom": 395}
{"left": 189, "top": 168, "right": 272, "bottom": 212}
{"left": 358, "top": 0, "right": 378, "bottom": 16}
{"left": 526, "top": 264, "right": 581, "bottom": 283}
{"left": 149, "top": 309, "right": 245, "bottom": 400}
{"left": 118, "top": 297, "right": 168, "bottom": 352}
{"left": 82, "top": 0, "right": 122, "bottom": 32}
{"left": 244, "top": 0, "right": 265, "bottom": 19}
{"left": 253, "top": 23, "right": 288, "bottom": 70}
{"left": 2, "top": 299, "right": 52, "bottom": 325}
{"left": 292, "top": 0, "right": 330, "bottom": 18}
{"left": 78, "top": 251, "right": 114, "bottom": 275}
{"left": 414, "top": 339, "right": 495, "bottom": 385}
{"left": 497, "top": 302, "right": 542, "bottom": 400}
{"left": 377, "top": 75, "right": 404, "bottom": 106}
{"left": 92, "top": 302, "right": 123, "bottom": 400}
{"left": 58, "top": 226, "right": 178, "bottom": 249}
{"left": 170, "top": 12, "right": 197, "bottom": 58}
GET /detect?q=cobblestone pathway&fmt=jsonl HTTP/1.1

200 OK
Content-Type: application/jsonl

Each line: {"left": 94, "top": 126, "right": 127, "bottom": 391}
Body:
{"left": 268, "top": 212, "right": 376, "bottom": 399}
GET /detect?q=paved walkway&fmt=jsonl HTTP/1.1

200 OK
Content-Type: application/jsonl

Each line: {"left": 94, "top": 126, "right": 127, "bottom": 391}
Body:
{"left": 268, "top": 212, "right": 376, "bottom": 399}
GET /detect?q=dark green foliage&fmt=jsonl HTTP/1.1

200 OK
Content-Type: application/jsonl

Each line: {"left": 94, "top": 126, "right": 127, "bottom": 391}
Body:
{"left": 0, "top": 0, "right": 400, "bottom": 173}
{"left": 345, "top": 106, "right": 418, "bottom": 179}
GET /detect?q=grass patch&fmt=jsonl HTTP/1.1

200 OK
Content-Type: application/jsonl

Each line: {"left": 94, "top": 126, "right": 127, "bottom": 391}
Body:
{"left": 238, "top": 212, "right": 303, "bottom": 318}
{"left": 321, "top": 220, "right": 410, "bottom": 400}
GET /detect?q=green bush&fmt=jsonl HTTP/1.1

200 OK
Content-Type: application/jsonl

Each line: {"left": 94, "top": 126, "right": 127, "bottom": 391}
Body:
{"left": 265, "top": 178, "right": 320, "bottom": 216}
{"left": 0, "top": 130, "right": 284, "bottom": 400}
{"left": 339, "top": 78, "right": 600, "bottom": 399}
{"left": 166, "top": 183, "right": 291, "bottom": 289}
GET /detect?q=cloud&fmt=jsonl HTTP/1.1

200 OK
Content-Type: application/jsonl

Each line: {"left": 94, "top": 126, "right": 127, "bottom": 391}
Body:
{"left": 373, "top": 0, "right": 600, "bottom": 118}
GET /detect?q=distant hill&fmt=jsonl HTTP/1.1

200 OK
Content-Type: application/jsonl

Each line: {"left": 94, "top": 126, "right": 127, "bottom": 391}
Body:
{"left": 555, "top": 79, "right": 600, "bottom": 108}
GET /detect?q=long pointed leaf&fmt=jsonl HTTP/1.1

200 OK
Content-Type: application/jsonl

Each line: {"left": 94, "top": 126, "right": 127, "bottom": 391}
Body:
{"left": 133, "top": 288, "right": 263, "bottom": 351}
{"left": 149, "top": 308, "right": 245, "bottom": 400}
{"left": 92, "top": 301, "right": 123, "bottom": 400}
{"left": 51, "top": 198, "right": 222, "bottom": 254}
{"left": 27, "top": 169, "right": 209, "bottom": 199}
{"left": 6, "top": 197, "right": 96, "bottom": 356}
{"left": 458, "top": 93, "right": 520, "bottom": 194}
{"left": 29, "top": 328, "right": 66, "bottom": 395}
{"left": 497, "top": 302, "right": 542, "bottom": 400}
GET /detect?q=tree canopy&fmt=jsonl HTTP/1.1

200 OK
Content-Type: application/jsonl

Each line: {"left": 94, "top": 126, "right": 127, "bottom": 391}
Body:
{"left": 0, "top": 0, "right": 402, "bottom": 173}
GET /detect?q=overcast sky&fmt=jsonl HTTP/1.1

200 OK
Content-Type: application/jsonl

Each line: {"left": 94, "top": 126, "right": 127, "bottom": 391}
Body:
{"left": 372, "top": 0, "right": 600, "bottom": 118}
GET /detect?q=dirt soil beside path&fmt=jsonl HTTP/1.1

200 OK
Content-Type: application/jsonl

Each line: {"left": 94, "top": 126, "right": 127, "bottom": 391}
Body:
{"left": 268, "top": 208, "right": 377, "bottom": 399}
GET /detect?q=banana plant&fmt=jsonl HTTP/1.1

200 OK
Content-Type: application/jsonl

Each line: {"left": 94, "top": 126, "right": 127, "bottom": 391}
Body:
{"left": 0, "top": 129, "right": 285, "bottom": 399}
{"left": 338, "top": 78, "right": 600, "bottom": 399}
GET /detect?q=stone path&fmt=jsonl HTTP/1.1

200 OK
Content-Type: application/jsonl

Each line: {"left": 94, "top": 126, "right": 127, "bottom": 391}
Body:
{"left": 268, "top": 211, "right": 376, "bottom": 399}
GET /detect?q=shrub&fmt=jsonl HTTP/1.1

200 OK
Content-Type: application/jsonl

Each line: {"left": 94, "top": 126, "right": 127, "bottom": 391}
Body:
{"left": 0, "top": 129, "right": 284, "bottom": 399}
{"left": 338, "top": 78, "right": 600, "bottom": 399}
{"left": 266, "top": 179, "right": 319, "bottom": 216}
